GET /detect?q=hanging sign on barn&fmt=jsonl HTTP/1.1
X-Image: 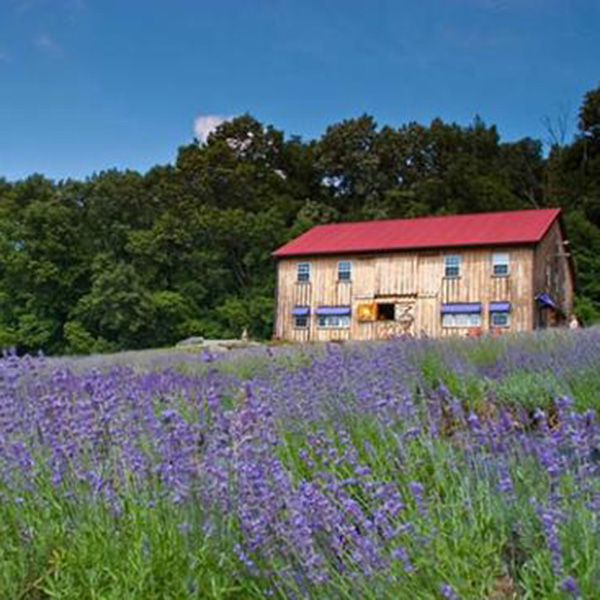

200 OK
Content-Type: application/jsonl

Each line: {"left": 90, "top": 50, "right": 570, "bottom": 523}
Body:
{"left": 357, "top": 303, "right": 377, "bottom": 322}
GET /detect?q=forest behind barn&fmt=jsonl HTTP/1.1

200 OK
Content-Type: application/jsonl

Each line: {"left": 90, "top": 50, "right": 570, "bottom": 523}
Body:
{"left": 1, "top": 84, "right": 599, "bottom": 355}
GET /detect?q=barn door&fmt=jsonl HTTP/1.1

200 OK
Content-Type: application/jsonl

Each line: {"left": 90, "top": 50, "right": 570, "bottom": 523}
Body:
{"left": 374, "top": 301, "right": 416, "bottom": 338}
{"left": 396, "top": 302, "right": 416, "bottom": 335}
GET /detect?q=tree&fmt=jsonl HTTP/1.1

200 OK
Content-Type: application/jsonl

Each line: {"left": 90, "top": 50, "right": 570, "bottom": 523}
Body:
{"left": 72, "top": 257, "right": 155, "bottom": 350}
{"left": 2, "top": 87, "right": 600, "bottom": 355}
{"left": 579, "top": 85, "right": 600, "bottom": 144}
{"left": 315, "top": 115, "right": 383, "bottom": 216}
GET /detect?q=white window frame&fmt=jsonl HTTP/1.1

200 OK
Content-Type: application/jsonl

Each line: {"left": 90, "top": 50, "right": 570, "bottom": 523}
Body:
{"left": 442, "top": 313, "right": 482, "bottom": 328}
{"left": 337, "top": 260, "right": 352, "bottom": 282}
{"left": 293, "top": 314, "right": 309, "bottom": 329}
{"left": 317, "top": 314, "right": 351, "bottom": 329}
{"left": 297, "top": 262, "right": 311, "bottom": 283}
{"left": 490, "top": 311, "right": 510, "bottom": 328}
{"left": 492, "top": 252, "right": 510, "bottom": 277}
{"left": 444, "top": 255, "right": 461, "bottom": 278}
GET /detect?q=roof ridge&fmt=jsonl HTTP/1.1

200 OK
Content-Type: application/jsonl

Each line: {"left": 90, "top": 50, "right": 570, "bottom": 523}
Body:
{"left": 310, "top": 207, "right": 561, "bottom": 229}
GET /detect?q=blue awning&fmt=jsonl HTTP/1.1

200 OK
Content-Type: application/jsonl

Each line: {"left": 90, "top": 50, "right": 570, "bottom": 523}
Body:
{"left": 490, "top": 301, "right": 511, "bottom": 312}
{"left": 441, "top": 303, "right": 482, "bottom": 315}
{"left": 292, "top": 306, "right": 310, "bottom": 316}
{"left": 316, "top": 306, "right": 351, "bottom": 316}
{"left": 536, "top": 293, "right": 557, "bottom": 309}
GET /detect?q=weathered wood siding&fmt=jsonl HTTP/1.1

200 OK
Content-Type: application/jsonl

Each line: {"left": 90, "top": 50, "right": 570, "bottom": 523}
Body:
{"left": 533, "top": 221, "right": 574, "bottom": 325}
{"left": 275, "top": 246, "right": 536, "bottom": 341}
{"left": 375, "top": 255, "right": 417, "bottom": 296}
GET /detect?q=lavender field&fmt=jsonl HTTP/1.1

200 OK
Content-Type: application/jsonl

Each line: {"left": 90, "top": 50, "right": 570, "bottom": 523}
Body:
{"left": 2, "top": 330, "right": 600, "bottom": 599}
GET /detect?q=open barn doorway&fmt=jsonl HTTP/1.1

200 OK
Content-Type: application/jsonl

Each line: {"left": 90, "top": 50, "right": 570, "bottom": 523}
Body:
{"left": 377, "top": 303, "right": 395, "bottom": 321}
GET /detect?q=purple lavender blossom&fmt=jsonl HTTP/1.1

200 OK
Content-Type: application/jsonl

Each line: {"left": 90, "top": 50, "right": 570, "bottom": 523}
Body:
{"left": 0, "top": 330, "right": 599, "bottom": 596}
{"left": 391, "top": 546, "right": 414, "bottom": 573}
{"left": 408, "top": 481, "right": 427, "bottom": 516}
{"left": 560, "top": 576, "right": 580, "bottom": 598}
{"left": 441, "top": 583, "right": 460, "bottom": 599}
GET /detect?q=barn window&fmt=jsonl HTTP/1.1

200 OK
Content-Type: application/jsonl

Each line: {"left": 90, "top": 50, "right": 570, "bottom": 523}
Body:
{"left": 294, "top": 315, "right": 309, "bottom": 328}
{"left": 441, "top": 303, "right": 482, "bottom": 328}
{"left": 377, "top": 303, "right": 395, "bottom": 321}
{"left": 316, "top": 306, "right": 351, "bottom": 328}
{"left": 490, "top": 312, "right": 509, "bottom": 327}
{"left": 492, "top": 252, "right": 510, "bottom": 276}
{"left": 444, "top": 255, "right": 461, "bottom": 278}
{"left": 338, "top": 260, "right": 352, "bottom": 281}
{"left": 292, "top": 306, "right": 310, "bottom": 329}
{"left": 442, "top": 313, "right": 482, "bottom": 328}
{"left": 297, "top": 262, "right": 311, "bottom": 282}
{"left": 490, "top": 301, "right": 511, "bottom": 327}
{"left": 317, "top": 314, "right": 350, "bottom": 328}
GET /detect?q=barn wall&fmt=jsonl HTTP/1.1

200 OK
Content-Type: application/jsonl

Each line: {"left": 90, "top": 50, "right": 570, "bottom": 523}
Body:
{"left": 532, "top": 221, "right": 574, "bottom": 326}
{"left": 275, "top": 246, "right": 536, "bottom": 341}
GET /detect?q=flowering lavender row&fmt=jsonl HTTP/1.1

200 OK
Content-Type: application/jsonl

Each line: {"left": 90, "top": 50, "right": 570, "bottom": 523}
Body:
{"left": 1, "top": 330, "right": 600, "bottom": 598}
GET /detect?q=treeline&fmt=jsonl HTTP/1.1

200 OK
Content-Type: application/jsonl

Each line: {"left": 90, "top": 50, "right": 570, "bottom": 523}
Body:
{"left": 1, "top": 85, "right": 600, "bottom": 355}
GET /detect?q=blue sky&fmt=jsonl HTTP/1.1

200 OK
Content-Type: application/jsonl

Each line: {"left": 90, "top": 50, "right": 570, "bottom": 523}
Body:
{"left": 1, "top": 0, "right": 599, "bottom": 181}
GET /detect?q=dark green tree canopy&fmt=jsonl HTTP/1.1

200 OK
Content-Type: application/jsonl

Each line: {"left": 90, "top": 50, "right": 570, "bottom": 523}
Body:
{"left": 579, "top": 85, "right": 600, "bottom": 142}
{"left": 1, "top": 89, "right": 600, "bottom": 355}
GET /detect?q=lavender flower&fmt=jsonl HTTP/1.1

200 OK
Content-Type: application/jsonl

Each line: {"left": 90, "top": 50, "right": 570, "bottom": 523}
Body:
{"left": 560, "top": 576, "right": 580, "bottom": 598}
{"left": 441, "top": 583, "right": 460, "bottom": 599}
{"left": 0, "top": 330, "right": 598, "bottom": 596}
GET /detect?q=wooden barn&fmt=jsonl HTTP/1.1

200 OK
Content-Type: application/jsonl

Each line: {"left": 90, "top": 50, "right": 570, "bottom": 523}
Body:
{"left": 272, "top": 208, "right": 575, "bottom": 342}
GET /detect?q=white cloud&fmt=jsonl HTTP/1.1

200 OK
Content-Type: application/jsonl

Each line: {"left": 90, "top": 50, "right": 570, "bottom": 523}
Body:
{"left": 193, "top": 114, "right": 232, "bottom": 144}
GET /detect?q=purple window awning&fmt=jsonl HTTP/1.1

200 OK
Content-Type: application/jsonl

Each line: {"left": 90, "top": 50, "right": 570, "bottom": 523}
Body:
{"left": 490, "top": 302, "right": 511, "bottom": 312}
{"left": 292, "top": 306, "right": 310, "bottom": 316}
{"left": 536, "top": 293, "right": 557, "bottom": 309}
{"left": 316, "top": 306, "right": 351, "bottom": 316}
{"left": 441, "top": 303, "right": 482, "bottom": 315}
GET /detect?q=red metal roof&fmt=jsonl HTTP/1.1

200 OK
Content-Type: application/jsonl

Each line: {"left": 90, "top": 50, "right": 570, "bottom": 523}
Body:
{"left": 273, "top": 208, "right": 562, "bottom": 257}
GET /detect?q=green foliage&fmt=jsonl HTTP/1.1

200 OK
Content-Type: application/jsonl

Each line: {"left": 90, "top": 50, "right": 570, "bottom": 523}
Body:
{"left": 579, "top": 85, "right": 600, "bottom": 140}
{"left": 1, "top": 87, "right": 600, "bottom": 354}
{"left": 149, "top": 290, "right": 195, "bottom": 346}
{"left": 0, "top": 485, "right": 261, "bottom": 600}
{"left": 63, "top": 320, "right": 116, "bottom": 355}
{"left": 493, "top": 371, "right": 561, "bottom": 411}
{"left": 0, "top": 325, "right": 17, "bottom": 350}
{"left": 564, "top": 211, "right": 600, "bottom": 319}
{"left": 73, "top": 258, "right": 156, "bottom": 350}
{"left": 217, "top": 293, "right": 274, "bottom": 340}
{"left": 16, "top": 314, "right": 58, "bottom": 352}
{"left": 574, "top": 295, "right": 600, "bottom": 326}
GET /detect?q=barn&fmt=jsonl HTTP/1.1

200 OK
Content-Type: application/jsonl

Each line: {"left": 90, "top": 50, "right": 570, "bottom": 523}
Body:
{"left": 272, "top": 208, "right": 574, "bottom": 341}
